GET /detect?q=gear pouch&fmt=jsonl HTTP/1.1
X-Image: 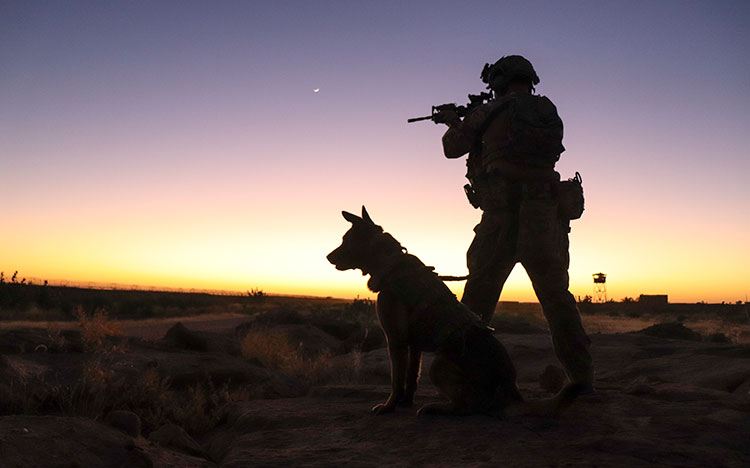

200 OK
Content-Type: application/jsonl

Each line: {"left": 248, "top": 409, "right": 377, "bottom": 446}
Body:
{"left": 558, "top": 172, "right": 584, "bottom": 220}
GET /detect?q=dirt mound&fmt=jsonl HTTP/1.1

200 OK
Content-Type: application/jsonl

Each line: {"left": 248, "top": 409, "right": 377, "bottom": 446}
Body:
{"left": 163, "top": 322, "right": 209, "bottom": 351}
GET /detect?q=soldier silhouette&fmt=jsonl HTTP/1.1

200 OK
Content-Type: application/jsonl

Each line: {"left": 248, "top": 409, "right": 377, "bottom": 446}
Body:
{"left": 434, "top": 55, "right": 593, "bottom": 392}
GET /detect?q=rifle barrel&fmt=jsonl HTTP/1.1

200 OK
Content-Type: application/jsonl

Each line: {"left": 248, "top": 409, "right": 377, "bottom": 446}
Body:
{"left": 407, "top": 115, "right": 432, "bottom": 123}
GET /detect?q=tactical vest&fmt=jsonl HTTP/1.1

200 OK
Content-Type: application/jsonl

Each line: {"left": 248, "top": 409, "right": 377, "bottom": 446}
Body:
{"left": 468, "top": 94, "right": 564, "bottom": 179}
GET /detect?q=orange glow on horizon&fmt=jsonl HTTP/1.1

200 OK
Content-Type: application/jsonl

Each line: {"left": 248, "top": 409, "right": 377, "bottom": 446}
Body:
{"left": 3, "top": 3, "right": 748, "bottom": 306}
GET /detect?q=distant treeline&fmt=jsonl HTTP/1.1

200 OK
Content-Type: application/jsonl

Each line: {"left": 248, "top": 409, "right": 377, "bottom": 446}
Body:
{"left": 578, "top": 301, "right": 749, "bottom": 324}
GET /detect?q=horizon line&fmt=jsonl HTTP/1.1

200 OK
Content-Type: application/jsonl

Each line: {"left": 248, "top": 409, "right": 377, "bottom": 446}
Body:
{"left": 2, "top": 275, "right": 746, "bottom": 306}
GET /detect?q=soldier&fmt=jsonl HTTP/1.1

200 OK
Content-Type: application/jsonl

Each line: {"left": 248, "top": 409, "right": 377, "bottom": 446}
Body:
{"left": 434, "top": 55, "right": 593, "bottom": 391}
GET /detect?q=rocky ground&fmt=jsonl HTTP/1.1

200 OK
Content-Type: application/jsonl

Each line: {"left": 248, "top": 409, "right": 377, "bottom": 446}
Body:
{"left": 0, "top": 313, "right": 748, "bottom": 468}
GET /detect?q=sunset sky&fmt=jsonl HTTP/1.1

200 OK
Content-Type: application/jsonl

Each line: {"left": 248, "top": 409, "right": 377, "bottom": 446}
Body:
{"left": 2, "top": 1, "right": 748, "bottom": 303}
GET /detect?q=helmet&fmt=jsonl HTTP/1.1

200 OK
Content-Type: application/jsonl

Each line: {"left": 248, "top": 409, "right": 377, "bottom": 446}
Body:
{"left": 481, "top": 55, "right": 540, "bottom": 92}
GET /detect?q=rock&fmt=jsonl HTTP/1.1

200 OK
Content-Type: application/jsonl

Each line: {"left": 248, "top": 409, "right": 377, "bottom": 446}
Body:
{"left": 163, "top": 322, "right": 208, "bottom": 351}
{"left": 148, "top": 423, "right": 205, "bottom": 457}
{"left": 161, "top": 353, "right": 277, "bottom": 389}
{"left": 0, "top": 415, "right": 152, "bottom": 468}
{"left": 105, "top": 410, "right": 142, "bottom": 438}
{"left": 0, "top": 328, "right": 85, "bottom": 354}
{"left": 634, "top": 322, "right": 703, "bottom": 341}
{"left": 0, "top": 328, "right": 54, "bottom": 354}
{"left": 236, "top": 310, "right": 305, "bottom": 331}
{"left": 539, "top": 364, "right": 566, "bottom": 393}
{"left": 308, "top": 316, "right": 360, "bottom": 340}
{"left": 708, "top": 332, "right": 731, "bottom": 343}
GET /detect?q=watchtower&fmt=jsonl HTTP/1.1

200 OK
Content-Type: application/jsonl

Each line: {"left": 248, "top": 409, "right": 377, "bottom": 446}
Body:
{"left": 592, "top": 272, "right": 607, "bottom": 303}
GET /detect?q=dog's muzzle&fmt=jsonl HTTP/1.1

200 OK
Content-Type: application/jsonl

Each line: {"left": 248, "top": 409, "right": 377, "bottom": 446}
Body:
{"left": 327, "top": 248, "right": 360, "bottom": 272}
{"left": 326, "top": 249, "right": 345, "bottom": 270}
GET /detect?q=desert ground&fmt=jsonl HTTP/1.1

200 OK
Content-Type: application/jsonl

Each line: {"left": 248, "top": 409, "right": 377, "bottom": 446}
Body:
{"left": 0, "top": 288, "right": 748, "bottom": 467}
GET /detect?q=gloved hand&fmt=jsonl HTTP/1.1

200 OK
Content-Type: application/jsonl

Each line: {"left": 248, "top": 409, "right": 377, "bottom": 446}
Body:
{"left": 432, "top": 109, "right": 460, "bottom": 125}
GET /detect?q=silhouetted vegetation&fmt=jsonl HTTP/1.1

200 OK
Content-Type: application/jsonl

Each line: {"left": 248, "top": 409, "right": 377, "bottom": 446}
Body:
{"left": 247, "top": 287, "right": 267, "bottom": 302}
{"left": 0, "top": 275, "right": 311, "bottom": 321}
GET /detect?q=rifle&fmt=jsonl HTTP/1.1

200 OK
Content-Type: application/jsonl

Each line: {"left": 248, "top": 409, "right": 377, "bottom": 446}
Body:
{"left": 407, "top": 92, "right": 493, "bottom": 123}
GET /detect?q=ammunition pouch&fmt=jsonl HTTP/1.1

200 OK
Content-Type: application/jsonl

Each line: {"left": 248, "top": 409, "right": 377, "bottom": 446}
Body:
{"left": 558, "top": 172, "right": 585, "bottom": 220}
{"left": 463, "top": 184, "right": 480, "bottom": 209}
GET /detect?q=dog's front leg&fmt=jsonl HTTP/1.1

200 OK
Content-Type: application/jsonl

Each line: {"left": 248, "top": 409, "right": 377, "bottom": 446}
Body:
{"left": 372, "top": 291, "right": 409, "bottom": 415}
{"left": 399, "top": 347, "right": 422, "bottom": 407}
{"left": 372, "top": 340, "right": 408, "bottom": 415}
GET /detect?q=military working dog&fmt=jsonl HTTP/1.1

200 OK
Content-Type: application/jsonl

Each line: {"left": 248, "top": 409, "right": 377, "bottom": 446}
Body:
{"left": 327, "top": 207, "right": 582, "bottom": 417}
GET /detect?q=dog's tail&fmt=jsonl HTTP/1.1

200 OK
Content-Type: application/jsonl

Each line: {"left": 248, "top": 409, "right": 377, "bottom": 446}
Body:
{"left": 506, "top": 382, "right": 586, "bottom": 418}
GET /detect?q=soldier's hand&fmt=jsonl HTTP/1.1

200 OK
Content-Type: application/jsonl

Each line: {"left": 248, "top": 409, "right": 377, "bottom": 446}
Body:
{"left": 432, "top": 109, "right": 460, "bottom": 125}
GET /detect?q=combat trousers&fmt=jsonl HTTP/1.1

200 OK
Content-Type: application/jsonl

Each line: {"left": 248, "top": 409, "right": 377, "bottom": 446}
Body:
{"left": 460, "top": 198, "right": 593, "bottom": 385}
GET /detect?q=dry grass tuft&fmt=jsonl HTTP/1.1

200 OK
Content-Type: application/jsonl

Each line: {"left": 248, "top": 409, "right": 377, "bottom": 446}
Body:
{"left": 75, "top": 307, "right": 121, "bottom": 352}
{"left": 330, "top": 349, "right": 364, "bottom": 384}
{"left": 240, "top": 328, "right": 331, "bottom": 382}
{"left": 0, "top": 362, "right": 237, "bottom": 436}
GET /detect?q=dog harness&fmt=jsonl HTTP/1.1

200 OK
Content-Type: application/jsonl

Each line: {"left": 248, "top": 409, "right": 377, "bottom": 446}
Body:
{"left": 366, "top": 235, "right": 486, "bottom": 352}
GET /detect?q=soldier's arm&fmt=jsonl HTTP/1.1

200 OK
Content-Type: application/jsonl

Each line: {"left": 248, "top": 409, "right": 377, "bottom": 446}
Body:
{"left": 441, "top": 106, "right": 488, "bottom": 159}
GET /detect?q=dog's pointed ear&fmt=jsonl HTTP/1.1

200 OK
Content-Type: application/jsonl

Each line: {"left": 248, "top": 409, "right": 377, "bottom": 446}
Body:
{"left": 361, "top": 206, "right": 375, "bottom": 225}
{"left": 342, "top": 210, "right": 362, "bottom": 225}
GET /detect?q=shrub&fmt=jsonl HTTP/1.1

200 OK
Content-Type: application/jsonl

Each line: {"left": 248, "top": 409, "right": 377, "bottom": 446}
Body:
{"left": 240, "top": 328, "right": 330, "bottom": 383}
{"left": 1, "top": 361, "right": 236, "bottom": 436}
{"left": 313, "top": 296, "right": 377, "bottom": 329}
{"left": 248, "top": 288, "right": 267, "bottom": 303}
{"left": 75, "top": 307, "right": 120, "bottom": 352}
{"left": 346, "top": 297, "right": 376, "bottom": 325}
{"left": 54, "top": 359, "right": 118, "bottom": 418}
{"left": 331, "top": 349, "right": 365, "bottom": 383}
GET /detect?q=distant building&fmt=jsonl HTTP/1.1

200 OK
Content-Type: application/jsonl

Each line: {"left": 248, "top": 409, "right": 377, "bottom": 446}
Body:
{"left": 638, "top": 294, "right": 668, "bottom": 306}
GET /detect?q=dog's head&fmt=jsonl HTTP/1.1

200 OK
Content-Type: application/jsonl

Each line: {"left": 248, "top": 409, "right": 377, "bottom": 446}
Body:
{"left": 327, "top": 206, "right": 384, "bottom": 274}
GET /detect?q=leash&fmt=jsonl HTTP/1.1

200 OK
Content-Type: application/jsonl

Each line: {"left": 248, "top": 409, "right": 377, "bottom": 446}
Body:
{"left": 437, "top": 275, "right": 469, "bottom": 281}
{"left": 425, "top": 265, "right": 469, "bottom": 282}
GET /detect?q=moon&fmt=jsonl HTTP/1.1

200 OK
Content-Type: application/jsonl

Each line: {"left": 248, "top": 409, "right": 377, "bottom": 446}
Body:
{"left": 313, "top": 88, "right": 320, "bottom": 93}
